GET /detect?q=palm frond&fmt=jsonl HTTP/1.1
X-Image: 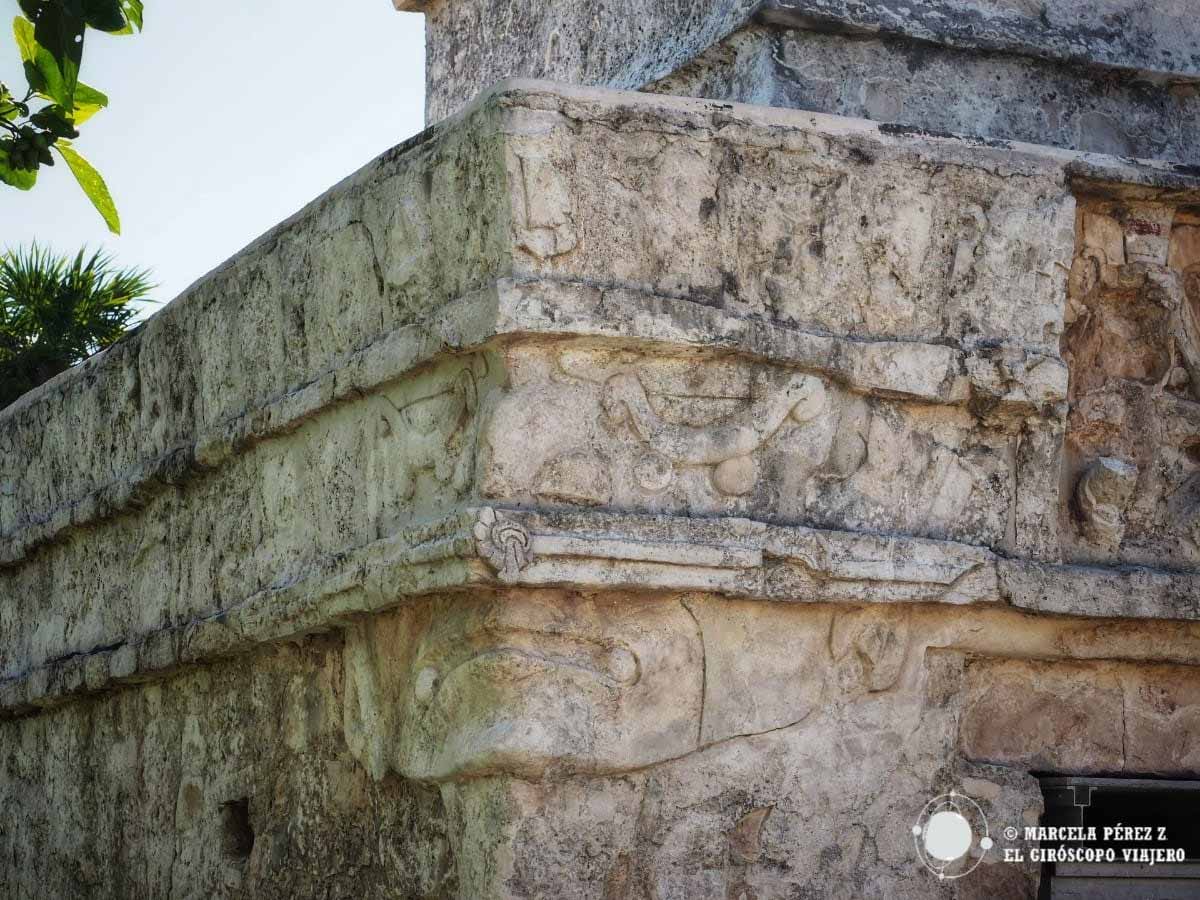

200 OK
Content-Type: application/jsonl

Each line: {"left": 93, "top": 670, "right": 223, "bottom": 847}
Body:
{"left": 0, "top": 243, "right": 154, "bottom": 408}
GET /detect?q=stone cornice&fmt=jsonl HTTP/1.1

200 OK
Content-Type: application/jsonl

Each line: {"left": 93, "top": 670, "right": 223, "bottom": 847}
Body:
{"left": 3, "top": 505, "right": 1198, "bottom": 720}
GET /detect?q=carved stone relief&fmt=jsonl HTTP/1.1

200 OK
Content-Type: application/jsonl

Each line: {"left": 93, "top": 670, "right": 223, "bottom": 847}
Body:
{"left": 481, "top": 345, "right": 1020, "bottom": 547}
{"left": 364, "top": 354, "right": 489, "bottom": 534}
{"left": 1062, "top": 201, "right": 1200, "bottom": 568}
{"left": 343, "top": 590, "right": 704, "bottom": 782}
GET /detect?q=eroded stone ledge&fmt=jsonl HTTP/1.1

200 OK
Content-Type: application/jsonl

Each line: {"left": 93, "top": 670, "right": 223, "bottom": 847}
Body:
{"left": 756, "top": 0, "right": 1200, "bottom": 79}
{"left": 4, "top": 505, "right": 1199, "bottom": 721}
{"left": 1000, "top": 558, "right": 1200, "bottom": 621}
{"left": 0, "top": 291, "right": 495, "bottom": 569}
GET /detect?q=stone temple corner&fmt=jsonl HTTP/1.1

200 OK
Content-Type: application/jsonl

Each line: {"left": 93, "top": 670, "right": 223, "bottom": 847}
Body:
{"left": 4, "top": 1, "right": 1200, "bottom": 897}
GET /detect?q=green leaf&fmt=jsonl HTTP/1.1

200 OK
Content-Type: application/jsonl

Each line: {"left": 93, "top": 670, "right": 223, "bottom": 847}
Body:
{"left": 12, "top": 16, "right": 37, "bottom": 62}
{"left": 13, "top": 15, "right": 73, "bottom": 109}
{"left": 82, "top": 0, "right": 125, "bottom": 32}
{"left": 31, "top": 104, "right": 79, "bottom": 136}
{"left": 0, "top": 146, "right": 37, "bottom": 190}
{"left": 55, "top": 140, "right": 119, "bottom": 233}
{"left": 29, "top": 4, "right": 85, "bottom": 110}
{"left": 119, "top": 0, "right": 143, "bottom": 32}
{"left": 0, "top": 87, "right": 18, "bottom": 123}
{"left": 70, "top": 81, "right": 107, "bottom": 124}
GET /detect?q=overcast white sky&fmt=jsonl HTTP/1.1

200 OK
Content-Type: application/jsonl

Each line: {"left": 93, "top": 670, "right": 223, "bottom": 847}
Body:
{"left": 0, "top": 0, "right": 426, "bottom": 309}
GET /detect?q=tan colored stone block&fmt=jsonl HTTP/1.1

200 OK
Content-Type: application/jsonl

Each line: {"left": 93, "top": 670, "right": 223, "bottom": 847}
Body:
{"left": 1121, "top": 665, "right": 1200, "bottom": 774}
{"left": 959, "top": 659, "right": 1124, "bottom": 772}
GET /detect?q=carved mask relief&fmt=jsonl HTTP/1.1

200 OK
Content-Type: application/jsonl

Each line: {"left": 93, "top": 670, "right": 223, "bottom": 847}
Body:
{"left": 1063, "top": 201, "right": 1200, "bottom": 567}
{"left": 385, "top": 591, "right": 704, "bottom": 781}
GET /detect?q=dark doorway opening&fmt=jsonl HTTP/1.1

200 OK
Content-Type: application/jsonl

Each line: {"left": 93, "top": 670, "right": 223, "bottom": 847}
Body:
{"left": 1038, "top": 777, "right": 1200, "bottom": 899}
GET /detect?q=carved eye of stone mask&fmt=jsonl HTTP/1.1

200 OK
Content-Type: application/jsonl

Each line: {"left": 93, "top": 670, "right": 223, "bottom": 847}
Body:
{"left": 633, "top": 451, "right": 674, "bottom": 492}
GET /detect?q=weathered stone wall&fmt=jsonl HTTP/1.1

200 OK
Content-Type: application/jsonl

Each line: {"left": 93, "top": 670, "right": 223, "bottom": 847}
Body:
{"left": 0, "top": 635, "right": 459, "bottom": 899}
{"left": 647, "top": 24, "right": 1200, "bottom": 164}
{"left": 10, "top": 86, "right": 1197, "bottom": 709}
{"left": 9, "top": 584, "right": 1200, "bottom": 898}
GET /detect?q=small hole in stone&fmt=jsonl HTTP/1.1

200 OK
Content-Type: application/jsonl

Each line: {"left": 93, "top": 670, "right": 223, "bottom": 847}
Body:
{"left": 221, "top": 798, "right": 254, "bottom": 861}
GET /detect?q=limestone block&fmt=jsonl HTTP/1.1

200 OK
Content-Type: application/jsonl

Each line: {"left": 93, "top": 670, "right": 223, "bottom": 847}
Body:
{"left": 960, "top": 658, "right": 1200, "bottom": 775}
{"left": 959, "top": 659, "right": 1125, "bottom": 773}
{"left": 1122, "top": 665, "right": 1200, "bottom": 774}
{"left": 0, "top": 637, "right": 459, "bottom": 900}
{"left": 682, "top": 595, "right": 833, "bottom": 744}
{"left": 649, "top": 23, "right": 1200, "bottom": 165}
{"left": 343, "top": 590, "right": 703, "bottom": 781}
{"left": 501, "top": 97, "right": 1075, "bottom": 353}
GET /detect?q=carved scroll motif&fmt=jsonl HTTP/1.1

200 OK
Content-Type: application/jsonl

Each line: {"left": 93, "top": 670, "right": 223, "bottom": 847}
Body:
{"left": 474, "top": 507, "right": 533, "bottom": 580}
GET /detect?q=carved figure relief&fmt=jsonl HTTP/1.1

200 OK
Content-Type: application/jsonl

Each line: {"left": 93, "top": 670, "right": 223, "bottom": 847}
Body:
{"left": 481, "top": 346, "right": 1017, "bottom": 546}
{"left": 365, "top": 355, "right": 488, "bottom": 531}
{"left": 601, "top": 368, "right": 827, "bottom": 497}
{"left": 1063, "top": 201, "right": 1200, "bottom": 568}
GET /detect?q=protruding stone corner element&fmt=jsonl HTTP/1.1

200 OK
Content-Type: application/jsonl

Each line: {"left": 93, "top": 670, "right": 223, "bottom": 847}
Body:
{"left": 390, "top": 0, "right": 429, "bottom": 12}
{"left": 472, "top": 506, "right": 533, "bottom": 581}
{"left": 1062, "top": 195, "right": 1200, "bottom": 570}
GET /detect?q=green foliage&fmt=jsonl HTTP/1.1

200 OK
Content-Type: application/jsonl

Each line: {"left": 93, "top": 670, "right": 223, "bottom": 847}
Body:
{"left": 56, "top": 138, "right": 117, "bottom": 231}
{"left": 1, "top": 1, "right": 144, "bottom": 232}
{"left": 0, "top": 244, "right": 153, "bottom": 408}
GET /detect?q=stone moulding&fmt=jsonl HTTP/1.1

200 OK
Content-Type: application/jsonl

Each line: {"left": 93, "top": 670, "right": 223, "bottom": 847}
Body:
{"left": 3, "top": 503, "right": 1199, "bottom": 721}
